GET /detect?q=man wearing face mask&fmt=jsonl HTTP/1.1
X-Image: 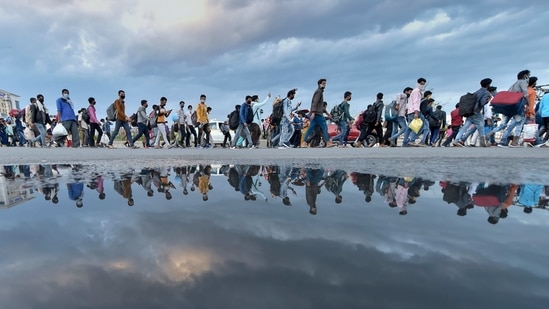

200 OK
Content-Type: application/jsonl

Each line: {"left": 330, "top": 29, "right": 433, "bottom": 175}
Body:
{"left": 108, "top": 90, "right": 137, "bottom": 149}
{"left": 87, "top": 97, "right": 103, "bottom": 147}
{"left": 196, "top": 94, "right": 210, "bottom": 148}
{"left": 230, "top": 96, "right": 255, "bottom": 149}
{"left": 401, "top": 78, "right": 427, "bottom": 147}
{"left": 131, "top": 100, "right": 151, "bottom": 148}
{"left": 56, "top": 89, "right": 80, "bottom": 148}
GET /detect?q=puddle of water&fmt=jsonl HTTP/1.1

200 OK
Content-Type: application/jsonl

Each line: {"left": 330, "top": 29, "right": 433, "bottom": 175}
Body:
{"left": 1, "top": 163, "right": 548, "bottom": 308}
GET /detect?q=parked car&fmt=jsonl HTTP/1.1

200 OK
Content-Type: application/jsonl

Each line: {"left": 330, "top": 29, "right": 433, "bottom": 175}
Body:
{"left": 207, "top": 119, "right": 226, "bottom": 146}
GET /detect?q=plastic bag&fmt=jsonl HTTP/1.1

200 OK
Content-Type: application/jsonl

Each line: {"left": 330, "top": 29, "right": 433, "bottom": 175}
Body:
{"left": 409, "top": 118, "right": 423, "bottom": 134}
{"left": 445, "top": 128, "right": 453, "bottom": 138}
{"left": 100, "top": 133, "right": 109, "bottom": 145}
{"left": 24, "top": 127, "right": 35, "bottom": 140}
{"left": 522, "top": 123, "right": 538, "bottom": 142}
{"left": 52, "top": 123, "right": 68, "bottom": 137}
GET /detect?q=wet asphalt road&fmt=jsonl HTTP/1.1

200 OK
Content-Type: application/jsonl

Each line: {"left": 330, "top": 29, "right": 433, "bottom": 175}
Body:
{"left": 1, "top": 144, "right": 548, "bottom": 183}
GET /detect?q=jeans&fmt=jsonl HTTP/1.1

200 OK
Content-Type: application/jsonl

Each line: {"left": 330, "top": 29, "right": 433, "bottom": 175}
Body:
{"left": 409, "top": 114, "right": 429, "bottom": 144}
{"left": 332, "top": 121, "right": 349, "bottom": 145}
{"left": 402, "top": 113, "right": 426, "bottom": 146}
{"left": 456, "top": 113, "right": 484, "bottom": 142}
{"left": 390, "top": 116, "right": 407, "bottom": 141}
{"left": 32, "top": 123, "right": 47, "bottom": 146}
{"left": 279, "top": 117, "right": 293, "bottom": 146}
{"left": 186, "top": 125, "right": 198, "bottom": 147}
{"left": 429, "top": 127, "right": 440, "bottom": 145}
{"left": 88, "top": 122, "right": 103, "bottom": 147}
{"left": 304, "top": 114, "right": 329, "bottom": 143}
{"left": 62, "top": 120, "right": 80, "bottom": 148}
{"left": 132, "top": 122, "right": 150, "bottom": 147}
{"left": 109, "top": 120, "right": 133, "bottom": 147}
{"left": 16, "top": 129, "right": 27, "bottom": 146}
{"left": 500, "top": 114, "right": 525, "bottom": 144}
{"left": 231, "top": 123, "right": 253, "bottom": 147}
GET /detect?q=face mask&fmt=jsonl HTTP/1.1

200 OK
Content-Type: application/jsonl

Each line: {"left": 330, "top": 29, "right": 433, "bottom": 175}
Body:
{"left": 120, "top": 95, "right": 126, "bottom": 99}
{"left": 200, "top": 99, "right": 205, "bottom": 103}
{"left": 63, "top": 93, "right": 69, "bottom": 99}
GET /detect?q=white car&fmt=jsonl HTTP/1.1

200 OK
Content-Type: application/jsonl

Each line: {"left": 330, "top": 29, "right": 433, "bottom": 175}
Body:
{"left": 207, "top": 119, "right": 226, "bottom": 146}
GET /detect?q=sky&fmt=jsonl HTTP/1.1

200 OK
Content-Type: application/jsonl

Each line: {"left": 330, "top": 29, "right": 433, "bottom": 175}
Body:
{"left": 1, "top": 0, "right": 548, "bottom": 120}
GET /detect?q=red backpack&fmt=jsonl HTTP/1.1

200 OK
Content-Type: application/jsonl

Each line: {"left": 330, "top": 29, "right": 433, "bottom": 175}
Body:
{"left": 354, "top": 111, "right": 364, "bottom": 130}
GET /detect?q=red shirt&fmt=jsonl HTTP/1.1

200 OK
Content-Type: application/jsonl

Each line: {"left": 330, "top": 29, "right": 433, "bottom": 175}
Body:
{"left": 450, "top": 108, "right": 462, "bottom": 127}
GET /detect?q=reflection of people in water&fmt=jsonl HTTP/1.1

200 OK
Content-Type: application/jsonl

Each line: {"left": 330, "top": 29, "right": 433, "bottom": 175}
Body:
{"left": 440, "top": 181, "right": 474, "bottom": 216}
{"left": 395, "top": 177, "right": 411, "bottom": 215}
{"left": 175, "top": 166, "right": 191, "bottom": 195}
{"left": 324, "top": 169, "right": 348, "bottom": 204}
{"left": 376, "top": 176, "right": 398, "bottom": 208}
{"left": 67, "top": 181, "right": 84, "bottom": 208}
{"left": 197, "top": 165, "right": 212, "bottom": 201}
{"left": 305, "top": 168, "right": 325, "bottom": 215}
{"left": 87, "top": 173, "right": 106, "bottom": 200}
{"left": 136, "top": 169, "right": 154, "bottom": 197}
{"left": 114, "top": 174, "right": 134, "bottom": 206}
{"left": 471, "top": 183, "right": 509, "bottom": 224}
{"left": 350, "top": 172, "right": 376, "bottom": 203}
{"left": 159, "top": 167, "right": 175, "bottom": 200}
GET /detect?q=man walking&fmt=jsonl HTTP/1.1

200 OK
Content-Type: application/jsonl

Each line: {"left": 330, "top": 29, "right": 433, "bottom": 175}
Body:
{"left": 332, "top": 91, "right": 354, "bottom": 147}
{"left": 453, "top": 78, "right": 493, "bottom": 147}
{"left": 87, "top": 97, "right": 103, "bottom": 147}
{"left": 131, "top": 100, "right": 151, "bottom": 148}
{"left": 231, "top": 96, "right": 255, "bottom": 149}
{"left": 56, "top": 89, "right": 80, "bottom": 148}
{"left": 108, "top": 90, "right": 136, "bottom": 149}
{"left": 304, "top": 79, "right": 334, "bottom": 147}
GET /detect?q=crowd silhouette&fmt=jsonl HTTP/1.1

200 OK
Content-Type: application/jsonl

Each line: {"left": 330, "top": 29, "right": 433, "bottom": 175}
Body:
{"left": 1, "top": 163, "right": 548, "bottom": 224}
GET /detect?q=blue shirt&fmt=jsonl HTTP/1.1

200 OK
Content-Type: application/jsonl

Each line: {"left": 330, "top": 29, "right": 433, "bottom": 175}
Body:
{"left": 56, "top": 97, "right": 77, "bottom": 121}
{"left": 239, "top": 102, "right": 251, "bottom": 124}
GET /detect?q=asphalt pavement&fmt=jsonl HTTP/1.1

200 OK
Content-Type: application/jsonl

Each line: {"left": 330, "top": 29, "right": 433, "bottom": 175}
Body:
{"left": 1, "top": 143, "right": 548, "bottom": 183}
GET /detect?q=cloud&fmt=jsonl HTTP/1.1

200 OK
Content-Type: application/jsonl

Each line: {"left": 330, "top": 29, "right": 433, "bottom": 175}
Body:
{"left": 1, "top": 0, "right": 548, "bottom": 120}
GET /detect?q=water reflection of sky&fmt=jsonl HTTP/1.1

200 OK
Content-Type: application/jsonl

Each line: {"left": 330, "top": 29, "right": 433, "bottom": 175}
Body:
{"left": 1, "top": 164, "right": 549, "bottom": 309}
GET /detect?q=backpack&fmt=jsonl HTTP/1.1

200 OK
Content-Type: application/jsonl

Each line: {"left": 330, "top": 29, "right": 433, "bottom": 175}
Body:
{"left": 245, "top": 104, "right": 254, "bottom": 124}
{"left": 458, "top": 93, "right": 477, "bottom": 117}
{"left": 355, "top": 111, "right": 365, "bottom": 130}
{"left": 191, "top": 111, "right": 198, "bottom": 126}
{"left": 330, "top": 103, "right": 344, "bottom": 123}
{"left": 271, "top": 98, "right": 284, "bottom": 126}
{"left": 106, "top": 102, "right": 117, "bottom": 121}
{"left": 384, "top": 100, "right": 398, "bottom": 121}
{"left": 148, "top": 110, "right": 158, "bottom": 128}
{"left": 362, "top": 107, "right": 377, "bottom": 125}
{"left": 491, "top": 91, "right": 525, "bottom": 116}
{"left": 24, "top": 104, "right": 32, "bottom": 124}
{"left": 228, "top": 109, "right": 240, "bottom": 130}
{"left": 81, "top": 109, "right": 90, "bottom": 124}
{"left": 130, "top": 113, "right": 137, "bottom": 127}
{"left": 420, "top": 99, "right": 430, "bottom": 115}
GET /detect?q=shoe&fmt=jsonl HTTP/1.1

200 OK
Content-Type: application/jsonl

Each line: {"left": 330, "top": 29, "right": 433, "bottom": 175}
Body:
{"left": 282, "top": 143, "right": 290, "bottom": 149}
{"left": 452, "top": 140, "right": 464, "bottom": 147}
{"left": 479, "top": 136, "right": 487, "bottom": 147}
{"left": 525, "top": 142, "right": 534, "bottom": 148}
{"left": 278, "top": 146, "right": 287, "bottom": 149}
{"left": 496, "top": 143, "right": 508, "bottom": 148}
{"left": 168, "top": 144, "right": 174, "bottom": 149}
{"left": 230, "top": 146, "right": 236, "bottom": 150}
{"left": 131, "top": 145, "right": 139, "bottom": 149}
{"left": 416, "top": 142, "right": 427, "bottom": 147}
{"left": 107, "top": 145, "right": 114, "bottom": 149}
{"left": 249, "top": 145, "right": 256, "bottom": 149}
{"left": 371, "top": 143, "right": 379, "bottom": 148}
{"left": 389, "top": 138, "right": 396, "bottom": 147}
{"left": 535, "top": 141, "right": 548, "bottom": 148}
{"left": 154, "top": 145, "right": 161, "bottom": 149}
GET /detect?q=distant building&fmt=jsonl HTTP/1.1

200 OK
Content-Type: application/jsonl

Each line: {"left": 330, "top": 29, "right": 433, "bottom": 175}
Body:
{"left": 0, "top": 89, "right": 21, "bottom": 118}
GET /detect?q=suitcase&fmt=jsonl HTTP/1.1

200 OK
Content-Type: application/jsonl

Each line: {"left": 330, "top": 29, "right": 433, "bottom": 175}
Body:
{"left": 491, "top": 91, "right": 525, "bottom": 116}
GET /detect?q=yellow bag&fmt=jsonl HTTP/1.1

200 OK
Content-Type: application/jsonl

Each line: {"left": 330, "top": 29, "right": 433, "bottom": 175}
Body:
{"left": 409, "top": 118, "right": 423, "bottom": 134}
